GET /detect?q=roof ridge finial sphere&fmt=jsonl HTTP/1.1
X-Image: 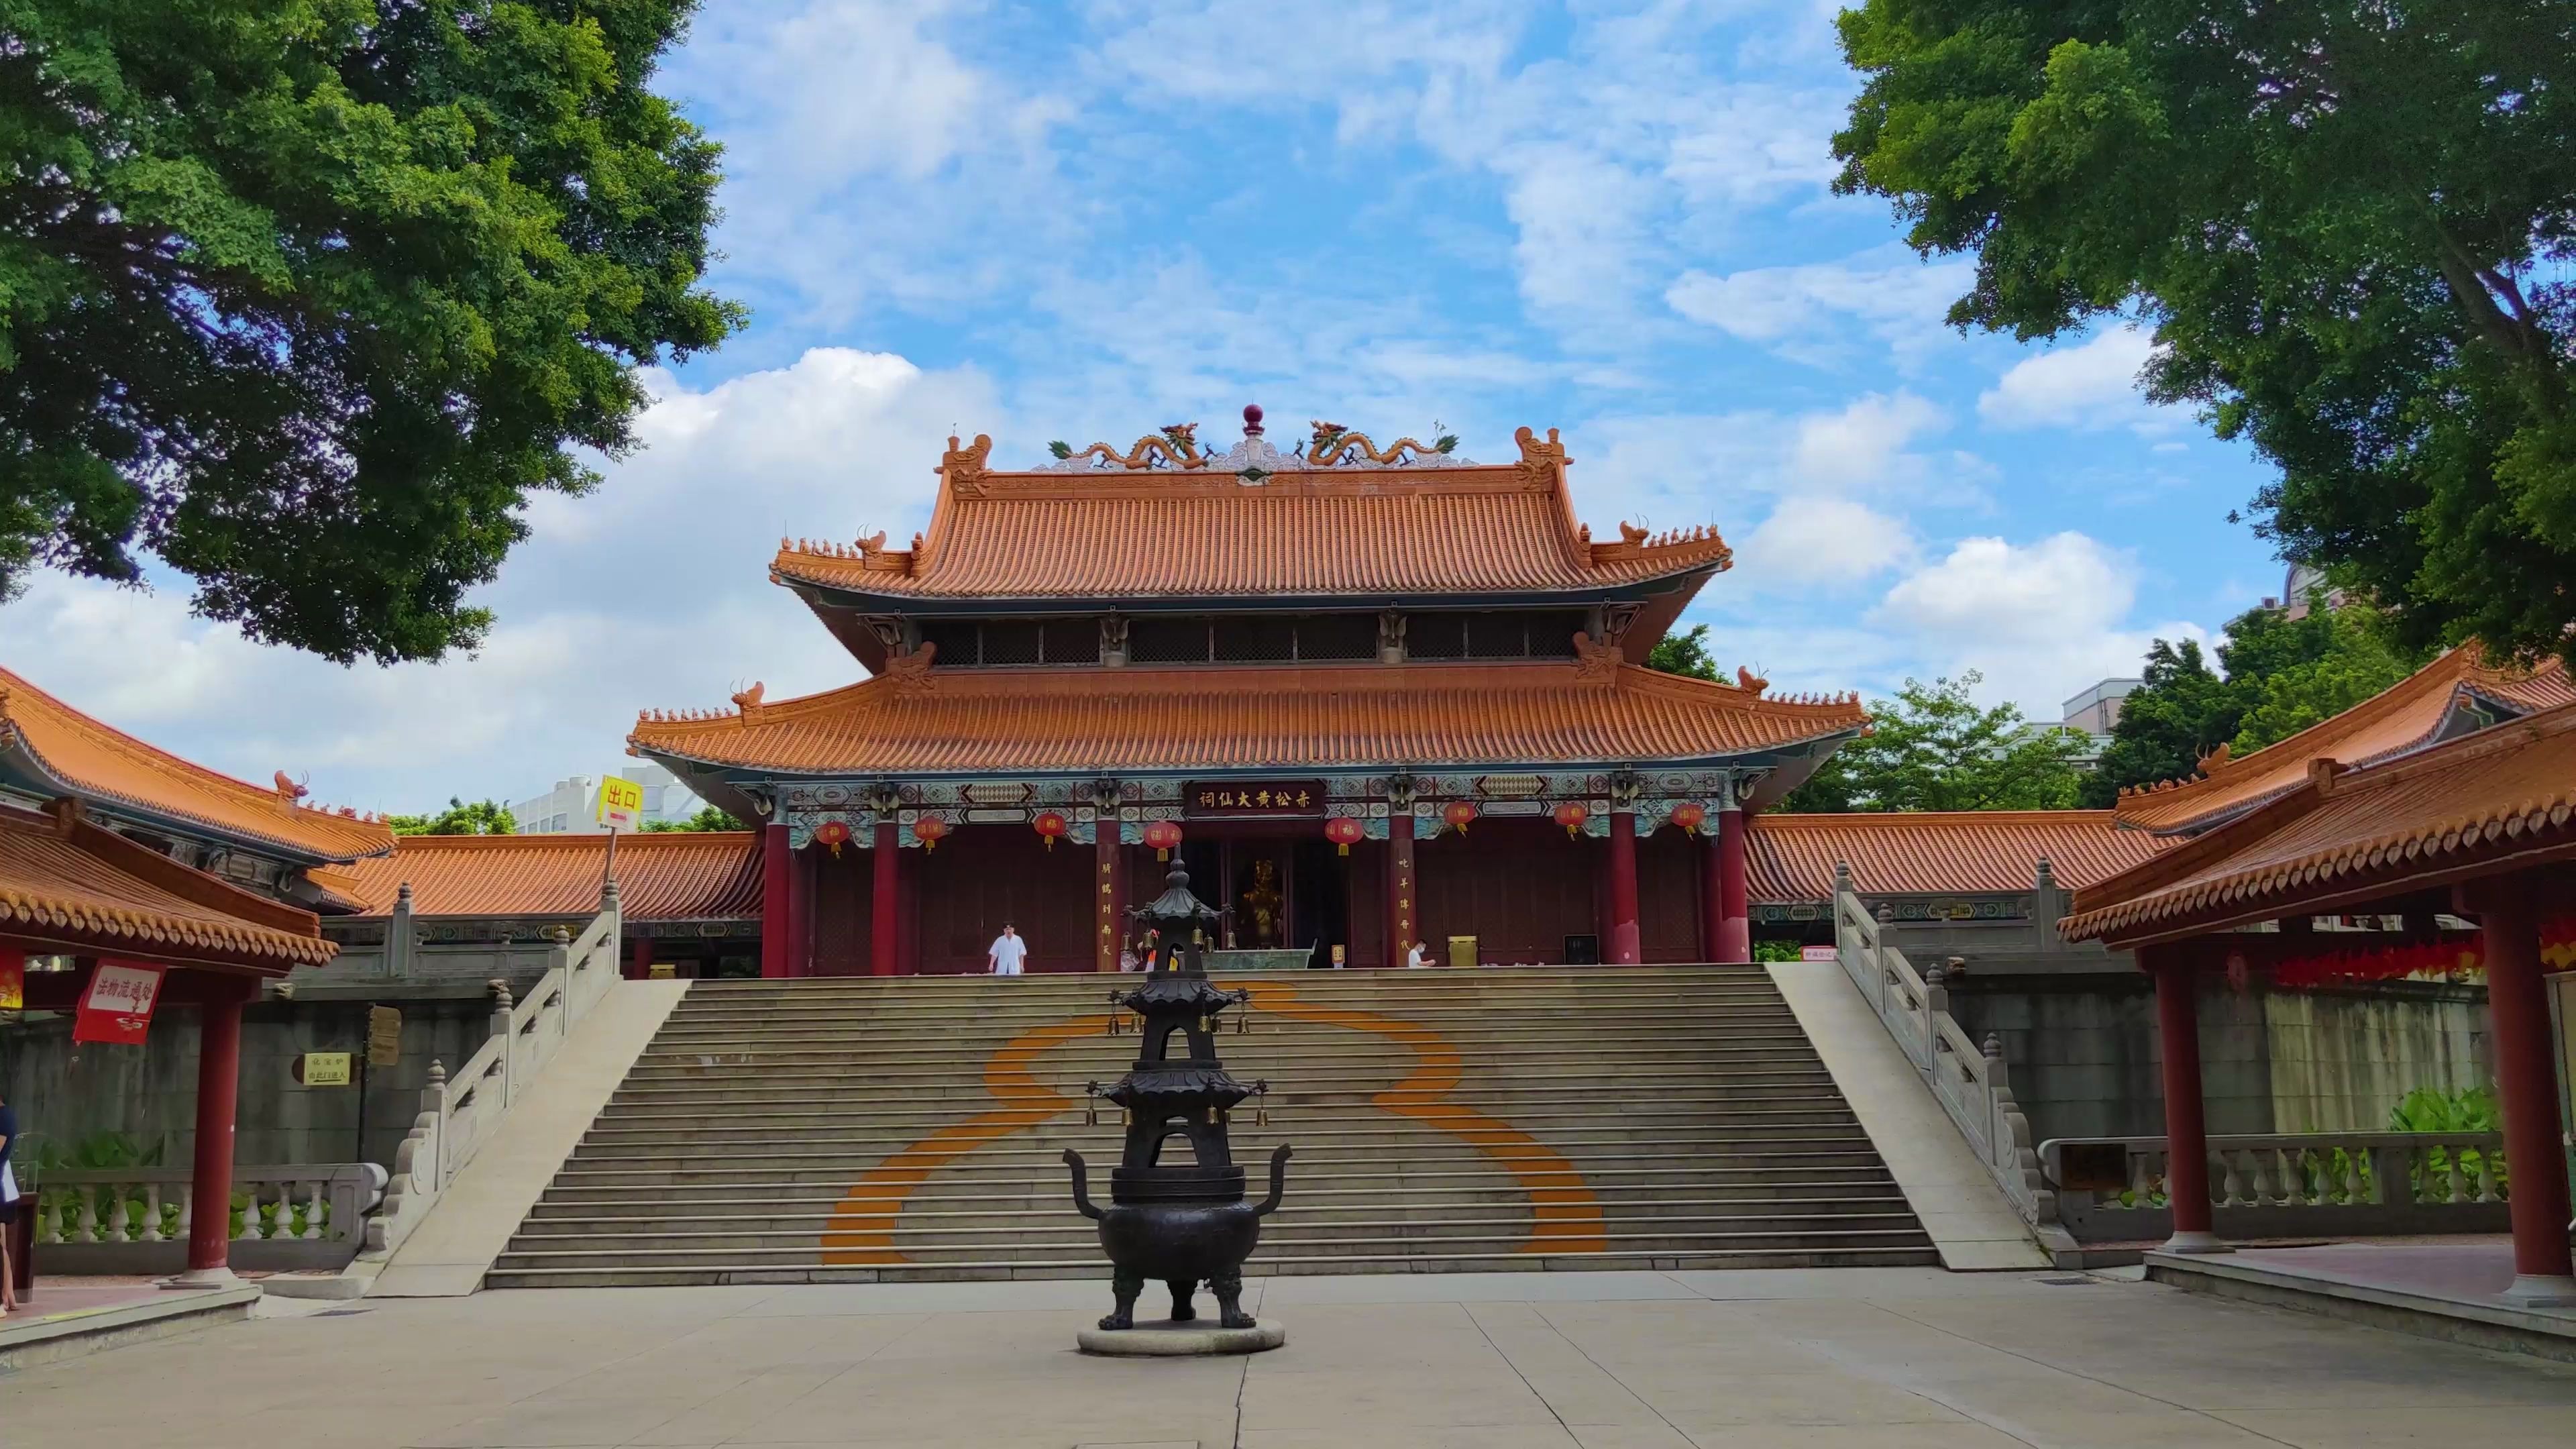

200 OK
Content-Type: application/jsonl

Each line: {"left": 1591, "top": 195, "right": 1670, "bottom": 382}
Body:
{"left": 1242, "top": 402, "right": 1264, "bottom": 437}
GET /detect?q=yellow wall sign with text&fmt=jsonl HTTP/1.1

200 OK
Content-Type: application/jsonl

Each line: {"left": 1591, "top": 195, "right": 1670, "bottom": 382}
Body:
{"left": 598, "top": 775, "right": 645, "bottom": 830}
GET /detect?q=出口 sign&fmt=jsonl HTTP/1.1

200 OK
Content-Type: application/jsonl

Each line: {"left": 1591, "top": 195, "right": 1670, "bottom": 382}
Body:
{"left": 1185, "top": 780, "right": 1327, "bottom": 818}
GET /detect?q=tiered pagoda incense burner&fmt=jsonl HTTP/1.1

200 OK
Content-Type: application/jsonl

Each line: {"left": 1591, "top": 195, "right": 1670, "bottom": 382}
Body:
{"left": 1065, "top": 865, "right": 1291, "bottom": 1331}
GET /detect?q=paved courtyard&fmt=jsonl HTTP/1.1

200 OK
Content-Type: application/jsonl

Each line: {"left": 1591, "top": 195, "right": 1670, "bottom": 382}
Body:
{"left": 5, "top": 1269, "right": 2576, "bottom": 1448}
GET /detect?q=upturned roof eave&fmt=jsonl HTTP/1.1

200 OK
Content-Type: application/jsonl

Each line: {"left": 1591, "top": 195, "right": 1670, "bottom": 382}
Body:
{"left": 0, "top": 740, "right": 388, "bottom": 869}
{"left": 775, "top": 568, "right": 1723, "bottom": 616}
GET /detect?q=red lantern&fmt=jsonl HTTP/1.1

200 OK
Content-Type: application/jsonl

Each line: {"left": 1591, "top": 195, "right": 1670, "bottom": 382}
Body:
{"left": 1142, "top": 819, "right": 1183, "bottom": 860}
{"left": 1442, "top": 800, "right": 1478, "bottom": 835}
{"left": 1032, "top": 810, "right": 1068, "bottom": 851}
{"left": 812, "top": 820, "right": 853, "bottom": 857}
{"left": 912, "top": 814, "right": 950, "bottom": 852}
{"left": 1552, "top": 801, "right": 1589, "bottom": 839}
{"left": 1324, "top": 816, "right": 1364, "bottom": 855}
{"left": 1668, "top": 802, "right": 1706, "bottom": 837}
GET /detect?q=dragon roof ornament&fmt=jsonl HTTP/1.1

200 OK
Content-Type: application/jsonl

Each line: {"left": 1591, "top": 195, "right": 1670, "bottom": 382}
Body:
{"left": 1034, "top": 405, "right": 1474, "bottom": 476}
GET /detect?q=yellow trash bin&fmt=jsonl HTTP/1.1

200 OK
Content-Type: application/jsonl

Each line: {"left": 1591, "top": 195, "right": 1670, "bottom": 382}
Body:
{"left": 1446, "top": 934, "right": 1477, "bottom": 970}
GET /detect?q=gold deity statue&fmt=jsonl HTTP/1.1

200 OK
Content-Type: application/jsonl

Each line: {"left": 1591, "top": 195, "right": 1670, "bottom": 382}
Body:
{"left": 1239, "top": 858, "right": 1285, "bottom": 949}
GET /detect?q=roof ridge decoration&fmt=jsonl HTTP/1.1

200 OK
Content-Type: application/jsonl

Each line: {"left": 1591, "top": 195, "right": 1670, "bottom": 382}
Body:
{"left": 1029, "top": 407, "right": 1472, "bottom": 481}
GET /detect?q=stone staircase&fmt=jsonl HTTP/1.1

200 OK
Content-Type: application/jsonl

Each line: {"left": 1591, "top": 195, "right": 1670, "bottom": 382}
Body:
{"left": 486, "top": 966, "right": 1939, "bottom": 1287}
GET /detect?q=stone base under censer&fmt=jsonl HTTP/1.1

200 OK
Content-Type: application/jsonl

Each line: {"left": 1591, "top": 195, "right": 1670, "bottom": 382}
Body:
{"left": 1076, "top": 1318, "right": 1287, "bottom": 1357}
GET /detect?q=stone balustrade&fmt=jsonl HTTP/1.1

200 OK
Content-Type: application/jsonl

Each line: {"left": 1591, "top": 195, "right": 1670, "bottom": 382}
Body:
{"left": 2040, "top": 1131, "right": 2512, "bottom": 1242}
{"left": 1832, "top": 871, "right": 2063, "bottom": 1251}
{"left": 28, "top": 1163, "right": 388, "bottom": 1273}
{"left": 359, "top": 884, "right": 623, "bottom": 1264}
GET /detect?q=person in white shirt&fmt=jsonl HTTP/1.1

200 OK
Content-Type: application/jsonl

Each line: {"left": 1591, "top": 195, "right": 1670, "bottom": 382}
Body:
{"left": 987, "top": 924, "right": 1028, "bottom": 976}
{"left": 1405, "top": 940, "right": 1432, "bottom": 969}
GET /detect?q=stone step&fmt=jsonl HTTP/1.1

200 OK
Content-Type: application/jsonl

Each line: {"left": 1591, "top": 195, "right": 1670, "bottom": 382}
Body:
{"left": 510, "top": 1192, "right": 1917, "bottom": 1234}
{"left": 490, "top": 1223, "right": 1936, "bottom": 1271}
{"left": 519, "top": 1181, "right": 1907, "bottom": 1219}
{"left": 482, "top": 1244, "right": 1945, "bottom": 1289}
{"left": 503, "top": 1213, "right": 1932, "bottom": 1256}
{"left": 492, "top": 968, "right": 1943, "bottom": 1288}
{"left": 576, "top": 1103, "right": 1857, "bottom": 1137}
{"left": 533, "top": 1161, "right": 1902, "bottom": 1196}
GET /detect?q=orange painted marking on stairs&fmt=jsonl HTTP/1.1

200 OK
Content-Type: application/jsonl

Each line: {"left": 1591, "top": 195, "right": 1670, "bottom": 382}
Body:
{"left": 1236, "top": 980, "right": 1605, "bottom": 1255}
{"left": 820, "top": 1014, "right": 1110, "bottom": 1265}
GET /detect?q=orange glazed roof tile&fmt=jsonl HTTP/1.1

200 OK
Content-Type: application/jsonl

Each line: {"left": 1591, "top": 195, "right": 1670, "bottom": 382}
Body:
{"left": 2111, "top": 648, "right": 2570, "bottom": 837}
{"left": 630, "top": 661, "right": 1864, "bottom": 775}
{"left": 0, "top": 804, "right": 336, "bottom": 971}
{"left": 333, "top": 833, "right": 763, "bottom": 921}
{"left": 770, "top": 427, "right": 1734, "bottom": 602}
{"left": 2065, "top": 702, "right": 2576, "bottom": 945}
{"left": 1747, "top": 811, "right": 2174, "bottom": 903}
{"left": 0, "top": 667, "right": 394, "bottom": 863}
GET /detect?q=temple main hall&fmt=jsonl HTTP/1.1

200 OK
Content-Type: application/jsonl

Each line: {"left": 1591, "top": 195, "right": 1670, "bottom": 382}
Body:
{"left": 628, "top": 408, "right": 1875, "bottom": 977}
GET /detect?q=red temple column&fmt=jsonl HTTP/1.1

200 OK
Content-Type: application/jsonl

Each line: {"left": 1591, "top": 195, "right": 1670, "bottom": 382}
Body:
{"left": 1386, "top": 812, "right": 1417, "bottom": 969}
{"left": 786, "top": 841, "right": 813, "bottom": 979}
{"left": 760, "top": 822, "right": 790, "bottom": 978}
{"left": 180, "top": 981, "right": 248, "bottom": 1281}
{"left": 870, "top": 821, "right": 900, "bottom": 977}
{"left": 1715, "top": 798, "right": 1750, "bottom": 963}
{"left": 2460, "top": 873, "right": 2576, "bottom": 1303}
{"left": 1606, "top": 808, "right": 1641, "bottom": 965}
{"left": 1095, "top": 820, "right": 1122, "bottom": 971}
{"left": 1699, "top": 830, "right": 1722, "bottom": 962}
{"left": 625, "top": 932, "right": 652, "bottom": 980}
{"left": 2148, "top": 948, "right": 2224, "bottom": 1254}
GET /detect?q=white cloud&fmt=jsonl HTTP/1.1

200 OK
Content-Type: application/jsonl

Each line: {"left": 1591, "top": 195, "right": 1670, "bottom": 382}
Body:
{"left": 1869, "top": 533, "right": 2210, "bottom": 716}
{"left": 1788, "top": 392, "right": 1951, "bottom": 493}
{"left": 1737, "top": 496, "right": 1917, "bottom": 590}
{"left": 1666, "top": 250, "right": 1975, "bottom": 368}
{"left": 3, "top": 348, "right": 1000, "bottom": 813}
{"left": 1977, "top": 327, "right": 2182, "bottom": 434}
{"left": 669, "top": 2, "right": 1074, "bottom": 320}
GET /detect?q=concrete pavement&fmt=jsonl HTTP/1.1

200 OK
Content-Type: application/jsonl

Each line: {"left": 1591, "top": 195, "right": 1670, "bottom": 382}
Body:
{"left": 5, "top": 1267, "right": 2574, "bottom": 1446}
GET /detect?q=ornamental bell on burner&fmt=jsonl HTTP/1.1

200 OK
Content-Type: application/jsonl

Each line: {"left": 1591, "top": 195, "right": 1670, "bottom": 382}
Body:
{"left": 1064, "top": 863, "right": 1291, "bottom": 1331}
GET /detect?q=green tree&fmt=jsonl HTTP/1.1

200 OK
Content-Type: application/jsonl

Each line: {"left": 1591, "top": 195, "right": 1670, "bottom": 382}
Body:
{"left": 1, "top": 1, "right": 743, "bottom": 663}
{"left": 2079, "top": 640, "right": 2238, "bottom": 808}
{"left": 641, "top": 805, "right": 747, "bottom": 833}
{"left": 1644, "top": 623, "right": 1721, "bottom": 681}
{"left": 1785, "top": 674, "right": 2088, "bottom": 812}
{"left": 386, "top": 797, "right": 515, "bottom": 836}
{"left": 2225, "top": 601, "right": 2416, "bottom": 753}
{"left": 1831, "top": 0, "right": 2576, "bottom": 668}
{"left": 2079, "top": 597, "right": 2424, "bottom": 805}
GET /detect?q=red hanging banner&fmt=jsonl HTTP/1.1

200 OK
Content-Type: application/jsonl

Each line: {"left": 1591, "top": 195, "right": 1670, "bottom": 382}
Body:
{"left": 73, "top": 959, "right": 167, "bottom": 1046}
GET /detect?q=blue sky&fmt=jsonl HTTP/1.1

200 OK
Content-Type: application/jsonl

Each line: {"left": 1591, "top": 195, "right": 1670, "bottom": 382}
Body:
{"left": 7, "top": 1, "right": 2282, "bottom": 815}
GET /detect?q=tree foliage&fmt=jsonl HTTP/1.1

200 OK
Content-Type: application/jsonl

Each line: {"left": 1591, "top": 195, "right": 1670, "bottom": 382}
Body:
{"left": 386, "top": 796, "right": 516, "bottom": 835}
{"left": 1781, "top": 673, "right": 2088, "bottom": 812}
{"left": 1833, "top": 0, "right": 2576, "bottom": 667}
{"left": 1644, "top": 623, "right": 1722, "bottom": 682}
{"left": 640, "top": 804, "right": 746, "bottom": 832}
{"left": 1, "top": 0, "right": 742, "bottom": 662}
{"left": 2079, "top": 598, "right": 2422, "bottom": 805}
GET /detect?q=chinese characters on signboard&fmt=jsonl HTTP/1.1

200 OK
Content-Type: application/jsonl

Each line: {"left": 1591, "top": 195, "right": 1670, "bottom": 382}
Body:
{"left": 73, "top": 960, "right": 167, "bottom": 1046}
{"left": 1183, "top": 780, "right": 1328, "bottom": 818}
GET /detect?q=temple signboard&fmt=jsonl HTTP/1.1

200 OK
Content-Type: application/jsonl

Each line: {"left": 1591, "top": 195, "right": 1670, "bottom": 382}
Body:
{"left": 1185, "top": 780, "right": 1326, "bottom": 818}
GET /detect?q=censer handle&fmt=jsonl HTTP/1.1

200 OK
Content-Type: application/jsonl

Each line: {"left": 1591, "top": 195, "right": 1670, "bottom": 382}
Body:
{"left": 1063, "top": 1148, "right": 1104, "bottom": 1220}
{"left": 1254, "top": 1143, "right": 1292, "bottom": 1218}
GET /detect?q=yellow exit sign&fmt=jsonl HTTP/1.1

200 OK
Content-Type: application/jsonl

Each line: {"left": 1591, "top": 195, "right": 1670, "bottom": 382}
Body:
{"left": 598, "top": 775, "right": 644, "bottom": 830}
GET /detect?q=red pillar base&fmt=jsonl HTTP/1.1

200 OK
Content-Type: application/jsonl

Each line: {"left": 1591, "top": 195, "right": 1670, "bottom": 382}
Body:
{"left": 1607, "top": 809, "right": 1640, "bottom": 965}
{"left": 870, "top": 822, "right": 901, "bottom": 977}
{"left": 172, "top": 983, "right": 247, "bottom": 1285}
{"left": 2150, "top": 951, "right": 2229, "bottom": 1256}
{"left": 1715, "top": 802, "right": 1751, "bottom": 963}
{"left": 2461, "top": 875, "right": 2576, "bottom": 1303}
